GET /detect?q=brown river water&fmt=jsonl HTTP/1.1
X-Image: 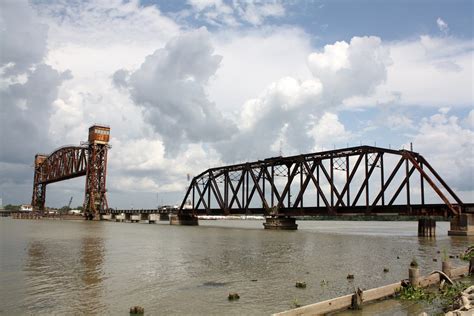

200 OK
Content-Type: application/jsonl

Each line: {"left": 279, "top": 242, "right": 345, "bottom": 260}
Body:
{"left": 0, "top": 218, "right": 472, "bottom": 315}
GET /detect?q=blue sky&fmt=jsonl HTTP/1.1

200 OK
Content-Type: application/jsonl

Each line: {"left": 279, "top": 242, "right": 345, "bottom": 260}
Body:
{"left": 147, "top": 0, "right": 474, "bottom": 43}
{"left": 0, "top": 0, "right": 473, "bottom": 208}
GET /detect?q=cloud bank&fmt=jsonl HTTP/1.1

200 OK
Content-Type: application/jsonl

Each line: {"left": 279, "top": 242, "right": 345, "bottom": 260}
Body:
{"left": 1, "top": 2, "right": 472, "bottom": 207}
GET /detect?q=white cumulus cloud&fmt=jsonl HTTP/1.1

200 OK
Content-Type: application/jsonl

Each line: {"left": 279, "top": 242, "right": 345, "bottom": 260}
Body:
{"left": 436, "top": 17, "right": 449, "bottom": 35}
{"left": 114, "top": 28, "right": 237, "bottom": 156}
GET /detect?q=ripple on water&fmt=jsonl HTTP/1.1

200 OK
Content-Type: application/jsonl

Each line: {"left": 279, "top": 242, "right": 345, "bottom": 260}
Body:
{"left": 0, "top": 218, "right": 472, "bottom": 315}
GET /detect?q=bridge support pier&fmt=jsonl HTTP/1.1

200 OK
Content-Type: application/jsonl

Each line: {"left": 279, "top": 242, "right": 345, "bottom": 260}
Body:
{"left": 169, "top": 214, "right": 198, "bottom": 226}
{"left": 448, "top": 214, "right": 474, "bottom": 236}
{"left": 101, "top": 214, "right": 112, "bottom": 221}
{"left": 418, "top": 218, "right": 436, "bottom": 237}
{"left": 84, "top": 213, "right": 96, "bottom": 220}
{"left": 263, "top": 216, "right": 298, "bottom": 230}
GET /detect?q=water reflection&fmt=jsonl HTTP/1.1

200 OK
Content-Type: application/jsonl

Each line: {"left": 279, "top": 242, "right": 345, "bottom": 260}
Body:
{"left": 2, "top": 219, "right": 472, "bottom": 315}
{"left": 76, "top": 234, "right": 106, "bottom": 314}
{"left": 24, "top": 222, "right": 106, "bottom": 315}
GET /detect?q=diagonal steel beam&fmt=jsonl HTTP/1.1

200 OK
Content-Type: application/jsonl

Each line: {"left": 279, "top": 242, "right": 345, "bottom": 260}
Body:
{"left": 277, "top": 161, "right": 301, "bottom": 208}
{"left": 405, "top": 153, "right": 460, "bottom": 215}
{"left": 229, "top": 171, "right": 245, "bottom": 209}
{"left": 335, "top": 153, "right": 364, "bottom": 207}
{"left": 247, "top": 167, "right": 268, "bottom": 210}
{"left": 195, "top": 180, "right": 209, "bottom": 210}
{"left": 318, "top": 160, "right": 344, "bottom": 207}
{"left": 293, "top": 161, "right": 318, "bottom": 207}
{"left": 351, "top": 153, "right": 382, "bottom": 207}
{"left": 227, "top": 174, "right": 243, "bottom": 209}
{"left": 388, "top": 164, "right": 416, "bottom": 206}
{"left": 179, "top": 179, "right": 194, "bottom": 211}
{"left": 418, "top": 155, "right": 463, "bottom": 206}
{"left": 209, "top": 171, "right": 225, "bottom": 210}
{"left": 302, "top": 160, "right": 332, "bottom": 212}
{"left": 370, "top": 156, "right": 405, "bottom": 209}
{"left": 263, "top": 167, "right": 282, "bottom": 205}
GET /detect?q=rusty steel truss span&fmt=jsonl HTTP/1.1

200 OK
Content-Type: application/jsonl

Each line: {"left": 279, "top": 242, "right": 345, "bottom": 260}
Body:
{"left": 32, "top": 125, "right": 110, "bottom": 220}
{"left": 179, "top": 146, "right": 465, "bottom": 217}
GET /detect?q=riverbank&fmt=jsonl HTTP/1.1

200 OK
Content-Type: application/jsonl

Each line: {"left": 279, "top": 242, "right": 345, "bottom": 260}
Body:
{"left": 274, "top": 263, "right": 472, "bottom": 316}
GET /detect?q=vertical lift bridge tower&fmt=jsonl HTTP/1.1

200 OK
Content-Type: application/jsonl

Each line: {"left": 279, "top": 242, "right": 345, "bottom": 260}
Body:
{"left": 32, "top": 125, "right": 110, "bottom": 220}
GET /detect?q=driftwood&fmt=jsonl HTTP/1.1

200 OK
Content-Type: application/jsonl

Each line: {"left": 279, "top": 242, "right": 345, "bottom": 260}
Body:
{"left": 429, "top": 270, "right": 454, "bottom": 285}
{"left": 445, "top": 285, "right": 474, "bottom": 315}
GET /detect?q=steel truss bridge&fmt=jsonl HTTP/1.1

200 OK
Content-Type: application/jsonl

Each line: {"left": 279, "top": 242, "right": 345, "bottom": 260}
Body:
{"left": 179, "top": 146, "right": 468, "bottom": 217}
{"left": 32, "top": 125, "right": 110, "bottom": 220}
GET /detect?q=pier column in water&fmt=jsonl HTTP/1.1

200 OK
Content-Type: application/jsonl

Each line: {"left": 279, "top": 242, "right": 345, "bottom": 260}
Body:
{"left": 418, "top": 218, "right": 436, "bottom": 237}
{"left": 448, "top": 214, "right": 474, "bottom": 236}
{"left": 169, "top": 214, "right": 199, "bottom": 226}
{"left": 159, "top": 213, "right": 169, "bottom": 221}
{"left": 263, "top": 216, "right": 298, "bottom": 230}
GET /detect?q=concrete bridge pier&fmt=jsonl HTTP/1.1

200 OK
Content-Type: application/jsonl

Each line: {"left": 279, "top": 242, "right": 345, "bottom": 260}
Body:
{"left": 84, "top": 213, "right": 94, "bottom": 220}
{"left": 100, "top": 214, "right": 112, "bottom": 220}
{"left": 130, "top": 214, "right": 141, "bottom": 223}
{"left": 418, "top": 218, "right": 436, "bottom": 237}
{"left": 448, "top": 214, "right": 474, "bottom": 236}
{"left": 169, "top": 214, "right": 198, "bottom": 226}
{"left": 139, "top": 213, "right": 149, "bottom": 223}
{"left": 148, "top": 214, "right": 159, "bottom": 223}
{"left": 263, "top": 216, "right": 298, "bottom": 230}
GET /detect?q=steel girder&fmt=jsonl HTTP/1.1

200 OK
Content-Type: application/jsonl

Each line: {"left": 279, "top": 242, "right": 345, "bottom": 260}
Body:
{"left": 83, "top": 143, "right": 109, "bottom": 219}
{"left": 35, "top": 146, "right": 88, "bottom": 185}
{"left": 31, "top": 143, "right": 109, "bottom": 218}
{"left": 179, "top": 146, "right": 463, "bottom": 217}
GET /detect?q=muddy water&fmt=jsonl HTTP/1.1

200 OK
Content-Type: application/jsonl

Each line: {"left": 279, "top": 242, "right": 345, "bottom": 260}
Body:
{"left": 0, "top": 218, "right": 472, "bottom": 315}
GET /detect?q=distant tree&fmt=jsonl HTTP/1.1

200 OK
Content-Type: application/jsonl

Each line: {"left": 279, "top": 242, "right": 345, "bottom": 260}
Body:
{"left": 75, "top": 206, "right": 84, "bottom": 211}
{"left": 4, "top": 204, "right": 20, "bottom": 211}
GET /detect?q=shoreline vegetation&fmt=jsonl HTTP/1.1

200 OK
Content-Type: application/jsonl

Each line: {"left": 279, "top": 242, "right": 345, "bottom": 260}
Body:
{"left": 274, "top": 260, "right": 473, "bottom": 316}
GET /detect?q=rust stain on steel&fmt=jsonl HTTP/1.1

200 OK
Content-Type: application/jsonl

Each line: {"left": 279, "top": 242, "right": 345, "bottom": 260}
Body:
{"left": 179, "top": 145, "right": 464, "bottom": 217}
{"left": 31, "top": 125, "right": 110, "bottom": 220}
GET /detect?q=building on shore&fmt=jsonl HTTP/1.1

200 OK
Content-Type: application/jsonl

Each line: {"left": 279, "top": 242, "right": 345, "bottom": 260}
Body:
{"left": 20, "top": 205, "right": 33, "bottom": 212}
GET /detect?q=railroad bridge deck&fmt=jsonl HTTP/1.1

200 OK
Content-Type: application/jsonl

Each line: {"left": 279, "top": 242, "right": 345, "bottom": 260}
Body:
{"left": 175, "top": 145, "right": 473, "bottom": 234}
{"left": 187, "top": 203, "right": 474, "bottom": 217}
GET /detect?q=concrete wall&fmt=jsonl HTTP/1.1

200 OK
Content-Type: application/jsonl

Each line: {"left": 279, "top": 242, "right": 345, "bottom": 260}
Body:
{"left": 449, "top": 214, "right": 474, "bottom": 236}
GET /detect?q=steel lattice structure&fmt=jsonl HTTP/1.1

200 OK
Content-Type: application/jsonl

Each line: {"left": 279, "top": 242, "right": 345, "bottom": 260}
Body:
{"left": 32, "top": 125, "right": 110, "bottom": 219}
{"left": 179, "top": 146, "right": 465, "bottom": 217}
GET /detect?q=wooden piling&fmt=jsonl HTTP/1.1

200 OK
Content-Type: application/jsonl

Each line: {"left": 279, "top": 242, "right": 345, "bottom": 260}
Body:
{"left": 442, "top": 260, "right": 452, "bottom": 278}
{"left": 273, "top": 264, "right": 469, "bottom": 316}
{"left": 350, "top": 288, "right": 363, "bottom": 310}
{"left": 409, "top": 267, "right": 420, "bottom": 287}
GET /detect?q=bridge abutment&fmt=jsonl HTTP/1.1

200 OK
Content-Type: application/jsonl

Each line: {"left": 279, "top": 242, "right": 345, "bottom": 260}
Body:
{"left": 263, "top": 216, "right": 298, "bottom": 230}
{"left": 418, "top": 218, "right": 436, "bottom": 237}
{"left": 448, "top": 214, "right": 474, "bottom": 236}
{"left": 169, "top": 214, "right": 198, "bottom": 226}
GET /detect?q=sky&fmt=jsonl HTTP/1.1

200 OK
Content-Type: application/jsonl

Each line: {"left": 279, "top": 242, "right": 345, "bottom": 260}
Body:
{"left": 0, "top": 0, "right": 473, "bottom": 209}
